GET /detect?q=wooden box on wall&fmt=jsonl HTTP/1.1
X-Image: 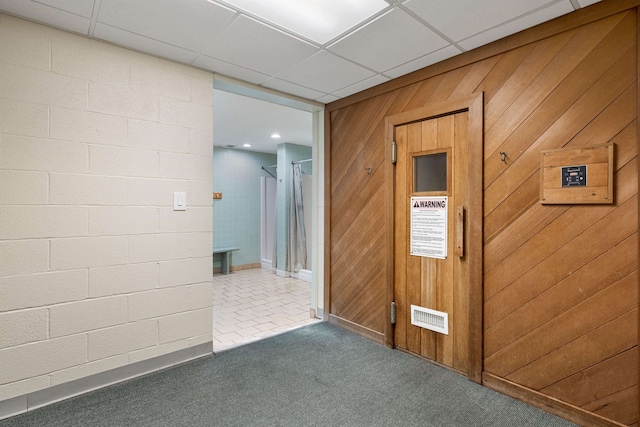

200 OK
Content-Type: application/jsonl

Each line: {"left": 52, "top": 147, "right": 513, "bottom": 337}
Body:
{"left": 540, "top": 144, "right": 614, "bottom": 204}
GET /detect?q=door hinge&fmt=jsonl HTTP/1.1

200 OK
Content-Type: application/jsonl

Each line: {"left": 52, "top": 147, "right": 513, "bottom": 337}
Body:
{"left": 390, "top": 301, "right": 397, "bottom": 325}
{"left": 391, "top": 141, "right": 397, "bottom": 165}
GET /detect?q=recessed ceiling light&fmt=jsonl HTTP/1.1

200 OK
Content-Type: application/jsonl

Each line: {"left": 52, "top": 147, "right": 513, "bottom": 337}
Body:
{"left": 223, "top": 0, "right": 388, "bottom": 44}
{"left": 243, "top": 143, "right": 252, "bottom": 147}
{"left": 271, "top": 133, "right": 281, "bottom": 139}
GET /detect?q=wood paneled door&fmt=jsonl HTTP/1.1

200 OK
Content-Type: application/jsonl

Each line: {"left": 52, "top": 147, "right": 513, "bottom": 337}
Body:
{"left": 385, "top": 94, "right": 484, "bottom": 382}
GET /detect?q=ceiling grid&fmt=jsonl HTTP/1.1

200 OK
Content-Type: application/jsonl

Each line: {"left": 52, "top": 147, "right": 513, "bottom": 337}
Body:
{"left": 0, "top": 0, "right": 595, "bottom": 103}
{"left": 0, "top": 0, "right": 599, "bottom": 152}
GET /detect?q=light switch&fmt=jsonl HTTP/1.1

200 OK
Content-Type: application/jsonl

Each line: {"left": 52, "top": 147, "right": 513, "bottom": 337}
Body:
{"left": 173, "top": 192, "right": 186, "bottom": 211}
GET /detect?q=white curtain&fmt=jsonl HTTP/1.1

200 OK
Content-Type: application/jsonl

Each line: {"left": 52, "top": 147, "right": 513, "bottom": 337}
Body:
{"left": 287, "top": 163, "right": 307, "bottom": 272}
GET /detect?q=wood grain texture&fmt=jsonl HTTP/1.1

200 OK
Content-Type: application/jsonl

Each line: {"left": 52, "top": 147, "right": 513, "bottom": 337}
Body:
{"left": 327, "top": 0, "right": 640, "bottom": 112}
{"left": 393, "top": 114, "right": 469, "bottom": 368}
{"left": 483, "top": 372, "right": 628, "bottom": 427}
{"left": 386, "top": 98, "right": 482, "bottom": 380}
{"left": 636, "top": 10, "right": 640, "bottom": 424}
{"left": 328, "top": 314, "right": 385, "bottom": 345}
{"left": 326, "top": 2, "right": 638, "bottom": 425}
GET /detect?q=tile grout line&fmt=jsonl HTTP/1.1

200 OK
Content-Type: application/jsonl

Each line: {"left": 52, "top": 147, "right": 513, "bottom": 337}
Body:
{"left": 212, "top": 268, "right": 318, "bottom": 352}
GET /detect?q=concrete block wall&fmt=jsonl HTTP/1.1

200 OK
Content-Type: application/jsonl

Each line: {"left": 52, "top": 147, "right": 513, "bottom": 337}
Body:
{"left": 0, "top": 13, "right": 213, "bottom": 403}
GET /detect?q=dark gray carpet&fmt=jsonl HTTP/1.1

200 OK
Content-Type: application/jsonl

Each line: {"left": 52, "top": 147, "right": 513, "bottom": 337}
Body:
{"left": 1, "top": 323, "right": 576, "bottom": 426}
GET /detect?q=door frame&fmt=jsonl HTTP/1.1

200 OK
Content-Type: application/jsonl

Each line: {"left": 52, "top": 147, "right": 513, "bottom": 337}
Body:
{"left": 384, "top": 93, "right": 484, "bottom": 383}
{"left": 260, "top": 175, "right": 277, "bottom": 270}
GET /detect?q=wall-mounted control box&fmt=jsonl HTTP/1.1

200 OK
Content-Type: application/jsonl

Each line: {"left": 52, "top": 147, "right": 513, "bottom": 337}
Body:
{"left": 561, "top": 165, "right": 587, "bottom": 187}
{"left": 540, "top": 144, "right": 613, "bottom": 205}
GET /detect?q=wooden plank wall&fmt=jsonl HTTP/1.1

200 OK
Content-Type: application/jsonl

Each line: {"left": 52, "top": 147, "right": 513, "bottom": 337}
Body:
{"left": 326, "top": 1, "right": 639, "bottom": 425}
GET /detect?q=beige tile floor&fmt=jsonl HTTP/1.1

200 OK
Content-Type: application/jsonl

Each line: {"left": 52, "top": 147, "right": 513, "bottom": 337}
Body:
{"left": 212, "top": 268, "right": 321, "bottom": 352}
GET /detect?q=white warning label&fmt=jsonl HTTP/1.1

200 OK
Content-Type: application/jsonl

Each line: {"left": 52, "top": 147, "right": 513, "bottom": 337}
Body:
{"left": 410, "top": 196, "right": 448, "bottom": 259}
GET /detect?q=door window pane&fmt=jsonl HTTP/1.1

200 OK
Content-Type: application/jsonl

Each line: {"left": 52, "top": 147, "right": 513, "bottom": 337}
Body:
{"left": 414, "top": 152, "right": 447, "bottom": 192}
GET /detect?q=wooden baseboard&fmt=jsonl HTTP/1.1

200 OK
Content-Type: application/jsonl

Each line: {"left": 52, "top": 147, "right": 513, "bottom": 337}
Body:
{"left": 482, "top": 372, "right": 626, "bottom": 427}
{"left": 213, "top": 263, "right": 262, "bottom": 274}
{"left": 328, "top": 314, "right": 385, "bottom": 345}
{"left": 235, "top": 263, "right": 262, "bottom": 271}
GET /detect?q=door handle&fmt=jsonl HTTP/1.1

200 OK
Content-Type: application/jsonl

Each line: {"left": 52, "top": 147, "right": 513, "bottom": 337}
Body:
{"left": 456, "top": 206, "right": 464, "bottom": 258}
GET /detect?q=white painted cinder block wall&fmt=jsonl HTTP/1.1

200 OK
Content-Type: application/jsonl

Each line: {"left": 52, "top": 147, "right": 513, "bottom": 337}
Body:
{"left": 0, "top": 13, "right": 214, "bottom": 402}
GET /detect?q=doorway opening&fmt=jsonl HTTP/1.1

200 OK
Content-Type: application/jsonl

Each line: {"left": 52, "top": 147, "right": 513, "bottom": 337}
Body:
{"left": 212, "top": 79, "right": 324, "bottom": 351}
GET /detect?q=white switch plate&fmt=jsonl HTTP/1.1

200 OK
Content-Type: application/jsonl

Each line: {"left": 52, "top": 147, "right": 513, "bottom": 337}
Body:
{"left": 173, "top": 192, "right": 186, "bottom": 211}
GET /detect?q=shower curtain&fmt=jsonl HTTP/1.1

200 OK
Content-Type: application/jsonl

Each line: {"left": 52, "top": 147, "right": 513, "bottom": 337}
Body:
{"left": 287, "top": 163, "right": 307, "bottom": 273}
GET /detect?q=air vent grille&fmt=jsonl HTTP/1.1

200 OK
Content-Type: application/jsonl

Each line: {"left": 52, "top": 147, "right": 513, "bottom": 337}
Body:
{"left": 410, "top": 305, "right": 448, "bottom": 335}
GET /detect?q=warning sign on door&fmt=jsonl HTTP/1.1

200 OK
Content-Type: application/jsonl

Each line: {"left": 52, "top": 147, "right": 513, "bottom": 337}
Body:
{"left": 410, "top": 196, "right": 448, "bottom": 259}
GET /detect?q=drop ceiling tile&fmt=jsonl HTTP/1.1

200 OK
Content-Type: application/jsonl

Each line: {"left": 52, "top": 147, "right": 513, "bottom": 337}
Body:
{"left": 332, "top": 74, "right": 389, "bottom": 98}
{"left": 94, "top": 23, "right": 198, "bottom": 64}
{"left": 221, "top": 0, "right": 389, "bottom": 44}
{"left": 193, "top": 55, "right": 270, "bottom": 85}
{"left": 458, "top": 1, "right": 573, "bottom": 51}
{"left": 384, "top": 45, "right": 461, "bottom": 78}
{"left": 277, "top": 51, "right": 376, "bottom": 94}
{"left": 97, "top": 0, "right": 236, "bottom": 51}
{"left": 202, "top": 15, "right": 319, "bottom": 77}
{"left": 328, "top": 8, "right": 448, "bottom": 73}
{"left": 404, "top": 0, "right": 553, "bottom": 42}
{"left": 35, "top": 0, "right": 95, "bottom": 17}
{"left": 261, "top": 78, "right": 326, "bottom": 101}
{"left": 0, "top": 0, "right": 91, "bottom": 34}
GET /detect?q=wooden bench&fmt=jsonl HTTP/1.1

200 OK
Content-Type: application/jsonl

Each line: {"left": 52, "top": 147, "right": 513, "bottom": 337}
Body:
{"left": 213, "top": 247, "right": 239, "bottom": 275}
